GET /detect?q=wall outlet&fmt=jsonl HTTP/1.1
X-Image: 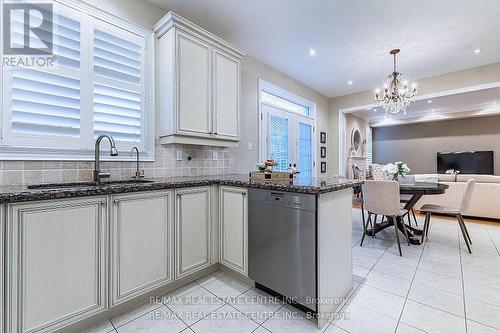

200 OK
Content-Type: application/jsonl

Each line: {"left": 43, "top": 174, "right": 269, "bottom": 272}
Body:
{"left": 176, "top": 151, "right": 183, "bottom": 161}
{"left": 212, "top": 151, "right": 218, "bottom": 160}
{"left": 247, "top": 142, "right": 253, "bottom": 151}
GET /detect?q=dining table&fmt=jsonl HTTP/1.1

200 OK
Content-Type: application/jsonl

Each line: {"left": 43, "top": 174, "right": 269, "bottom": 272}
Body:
{"left": 359, "top": 181, "right": 449, "bottom": 245}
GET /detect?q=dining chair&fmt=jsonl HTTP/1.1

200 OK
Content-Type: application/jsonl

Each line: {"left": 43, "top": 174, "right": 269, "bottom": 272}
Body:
{"left": 419, "top": 179, "right": 475, "bottom": 253}
{"left": 368, "top": 164, "right": 385, "bottom": 180}
{"left": 361, "top": 180, "right": 410, "bottom": 256}
{"left": 366, "top": 164, "right": 387, "bottom": 226}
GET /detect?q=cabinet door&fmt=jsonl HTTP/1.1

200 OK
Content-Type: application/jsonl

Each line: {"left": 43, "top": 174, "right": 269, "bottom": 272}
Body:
{"left": 219, "top": 186, "right": 248, "bottom": 275}
{"left": 213, "top": 50, "right": 240, "bottom": 140}
{"left": 175, "top": 187, "right": 211, "bottom": 278}
{"left": 110, "top": 191, "right": 174, "bottom": 306}
{"left": 176, "top": 31, "right": 211, "bottom": 136}
{"left": 6, "top": 197, "right": 107, "bottom": 333}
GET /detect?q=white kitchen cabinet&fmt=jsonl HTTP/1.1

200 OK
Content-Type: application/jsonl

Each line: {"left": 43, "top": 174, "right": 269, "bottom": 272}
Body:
{"left": 175, "top": 186, "right": 212, "bottom": 278}
{"left": 213, "top": 50, "right": 240, "bottom": 140}
{"left": 110, "top": 191, "right": 174, "bottom": 306}
{"left": 5, "top": 197, "right": 108, "bottom": 333}
{"left": 154, "top": 12, "right": 245, "bottom": 147}
{"left": 219, "top": 186, "right": 248, "bottom": 275}
{"left": 176, "top": 31, "right": 211, "bottom": 137}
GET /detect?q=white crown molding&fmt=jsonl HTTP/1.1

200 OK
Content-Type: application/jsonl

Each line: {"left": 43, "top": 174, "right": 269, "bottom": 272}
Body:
{"left": 370, "top": 106, "right": 500, "bottom": 128}
{"left": 63, "top": 0, "right": 153, "bottom": 37}
{"left": 153, "top": 11, "right": 246, "bottom": 59}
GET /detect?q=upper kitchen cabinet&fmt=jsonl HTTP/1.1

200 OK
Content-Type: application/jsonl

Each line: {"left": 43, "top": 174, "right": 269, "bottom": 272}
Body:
{"left": 154, "top": 12, "right": 245, "bottom": 147}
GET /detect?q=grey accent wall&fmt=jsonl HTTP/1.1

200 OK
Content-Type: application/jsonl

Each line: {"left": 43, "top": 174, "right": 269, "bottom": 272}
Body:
{"left": 372, "top": 115, "right": 500, "bottom": 175}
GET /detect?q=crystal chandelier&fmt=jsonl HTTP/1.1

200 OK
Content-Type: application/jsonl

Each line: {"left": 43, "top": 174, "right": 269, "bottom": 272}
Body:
{"left": 375, "top": 49, "right": 417, "bottom": 115}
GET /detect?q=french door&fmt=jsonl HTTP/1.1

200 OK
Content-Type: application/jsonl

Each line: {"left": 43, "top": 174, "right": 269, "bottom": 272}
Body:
{"left": 261, "top": 104, "right": 315, "bottom": 178}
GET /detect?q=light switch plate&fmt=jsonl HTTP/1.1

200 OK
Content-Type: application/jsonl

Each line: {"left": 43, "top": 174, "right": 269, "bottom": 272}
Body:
{"left": 247, "top": 142, "right": 253, "bottom": 151}
{"left": 176, "top": 151, "right": 183, "bottom": 161}
{"left": 212, "top": 151, "right": 218, "bottom": 160}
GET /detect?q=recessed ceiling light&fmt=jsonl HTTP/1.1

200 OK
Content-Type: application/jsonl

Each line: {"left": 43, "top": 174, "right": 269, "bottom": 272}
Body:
{"left": 427, "top": 100, "right": 432, "bottom": 104}
{"left": 474, "top": 48, "right": 482, "bottom": 54}
{"left": 373, "top": 108, "right": 377, "bottom": 112}
{"left": 431, "top": 109, "right": 435, "bottom": 112}
{"left": 348, "top": 80, "right": 353, "bottom": 85}
{"left": 309, "top": 48, "right": 316, "bottom": 56}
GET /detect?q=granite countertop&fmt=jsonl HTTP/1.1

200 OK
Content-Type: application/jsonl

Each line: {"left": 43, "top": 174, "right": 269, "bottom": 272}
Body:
{"left": 0, "top": 174, "right": 362, "bottom": 204}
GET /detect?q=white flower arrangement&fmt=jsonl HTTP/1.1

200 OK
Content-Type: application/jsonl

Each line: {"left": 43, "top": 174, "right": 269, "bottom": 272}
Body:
{"left": 382, "top": 161, "right": 410, "bottom": 180}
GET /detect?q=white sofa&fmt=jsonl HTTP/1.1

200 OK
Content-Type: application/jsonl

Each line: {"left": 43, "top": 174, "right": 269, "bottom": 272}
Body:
{"left": 414, "top": 174, "right": 500, "bottom": 220}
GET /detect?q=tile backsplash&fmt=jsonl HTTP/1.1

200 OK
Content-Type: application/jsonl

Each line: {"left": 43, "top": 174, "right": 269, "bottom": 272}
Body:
{"left": 0, "top": 142, "right": 235, "bottom": 186}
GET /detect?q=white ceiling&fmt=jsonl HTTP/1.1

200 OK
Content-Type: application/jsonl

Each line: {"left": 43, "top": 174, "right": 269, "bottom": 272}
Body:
{"left": 350, "top": 86, "right": 500, "bottom": 126}
{"left": 148, "top": 0, "right": 500, "bottom": 97}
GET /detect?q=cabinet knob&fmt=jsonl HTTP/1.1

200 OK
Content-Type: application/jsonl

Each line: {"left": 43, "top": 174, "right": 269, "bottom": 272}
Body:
{"left": 242, "top": 192, "right": 246, "bottom": 196}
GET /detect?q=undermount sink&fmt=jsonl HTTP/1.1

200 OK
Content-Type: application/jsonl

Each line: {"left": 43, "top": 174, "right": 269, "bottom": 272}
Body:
{"left": 27, "top": 179, "right": 154, "bottom": 190}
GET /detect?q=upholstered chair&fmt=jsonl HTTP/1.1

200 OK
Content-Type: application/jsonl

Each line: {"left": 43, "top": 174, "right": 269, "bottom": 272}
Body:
{"left": 368, "top": 164, "right": 386, "bottom": 180}
{"left": 361, "top": 180, "right": 410, "bottom": 256}
{"left": 420, "top": 179, "right": 475, "bottom": 253}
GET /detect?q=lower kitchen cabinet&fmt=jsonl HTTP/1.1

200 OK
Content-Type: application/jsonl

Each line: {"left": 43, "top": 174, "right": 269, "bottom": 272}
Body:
{"left": 5, "top": 197, "right": 108, "bottom": 333}
{"left": 175, "top": 186, "right": 212, "bottom": 278}
{"left": 219, "top": 186, "right": 248, "bottom": 275}
{"left": 110, "top": 191, "right": 174, "bottom": 306}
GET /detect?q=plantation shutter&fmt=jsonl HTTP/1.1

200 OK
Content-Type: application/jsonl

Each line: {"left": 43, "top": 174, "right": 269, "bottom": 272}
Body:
{"left": 9, "top": 13, "right": 81, "bottom": 139}
{"left": 93, "top": 26, "right": 143, "bottom": 143}
{"left": 365, "top": 126, "right": 373, "bottom": 165}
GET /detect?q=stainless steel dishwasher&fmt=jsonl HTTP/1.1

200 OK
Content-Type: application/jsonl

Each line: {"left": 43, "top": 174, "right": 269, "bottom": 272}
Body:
{"left": 248, "top": 188, "right": 317, "bottom": 312}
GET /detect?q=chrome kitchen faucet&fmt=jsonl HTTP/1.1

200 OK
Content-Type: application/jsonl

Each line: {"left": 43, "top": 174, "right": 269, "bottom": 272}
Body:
{"left": 93, "top": 134, "right": 118, "bottom": 182}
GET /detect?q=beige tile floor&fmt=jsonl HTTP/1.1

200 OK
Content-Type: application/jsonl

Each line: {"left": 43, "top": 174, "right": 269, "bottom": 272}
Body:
{"left": 83, "top": 209, "right": 500, "bottom": 333}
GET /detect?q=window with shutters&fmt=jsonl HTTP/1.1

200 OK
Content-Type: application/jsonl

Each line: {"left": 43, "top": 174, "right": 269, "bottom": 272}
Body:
{"left": 0, "top": 1, "right": 154, "bottom": 160}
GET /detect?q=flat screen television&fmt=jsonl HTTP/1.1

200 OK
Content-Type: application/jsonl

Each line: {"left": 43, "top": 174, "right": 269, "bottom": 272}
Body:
{"left": 437, "top": 151, "right": 494, "bottom": 174}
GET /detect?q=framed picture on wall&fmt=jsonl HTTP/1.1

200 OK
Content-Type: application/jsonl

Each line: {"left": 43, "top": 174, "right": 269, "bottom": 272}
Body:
{"left": 321, "top": 162, "right": 327, "bottom": 173}
{"left": 320, "top": 147, "right": 327, "bottom": 158}
{"left": 320, "top": 132, "right": 327, "bottom": 144}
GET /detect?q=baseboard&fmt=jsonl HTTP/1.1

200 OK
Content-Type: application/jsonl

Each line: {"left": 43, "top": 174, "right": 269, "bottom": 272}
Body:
{"left": 218, "top": 263, "right": 254, "bottom": 286}
{"left": 55, "top": 264, "right": 219, "bottom": 333}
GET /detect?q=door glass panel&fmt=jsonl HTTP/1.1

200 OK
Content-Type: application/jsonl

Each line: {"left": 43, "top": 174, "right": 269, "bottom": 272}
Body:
{"left": 298, "top": 122, "right": 313, "bottom": 178}
{"left": 268, "top": 114, "right": 289, "bottom": 171}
